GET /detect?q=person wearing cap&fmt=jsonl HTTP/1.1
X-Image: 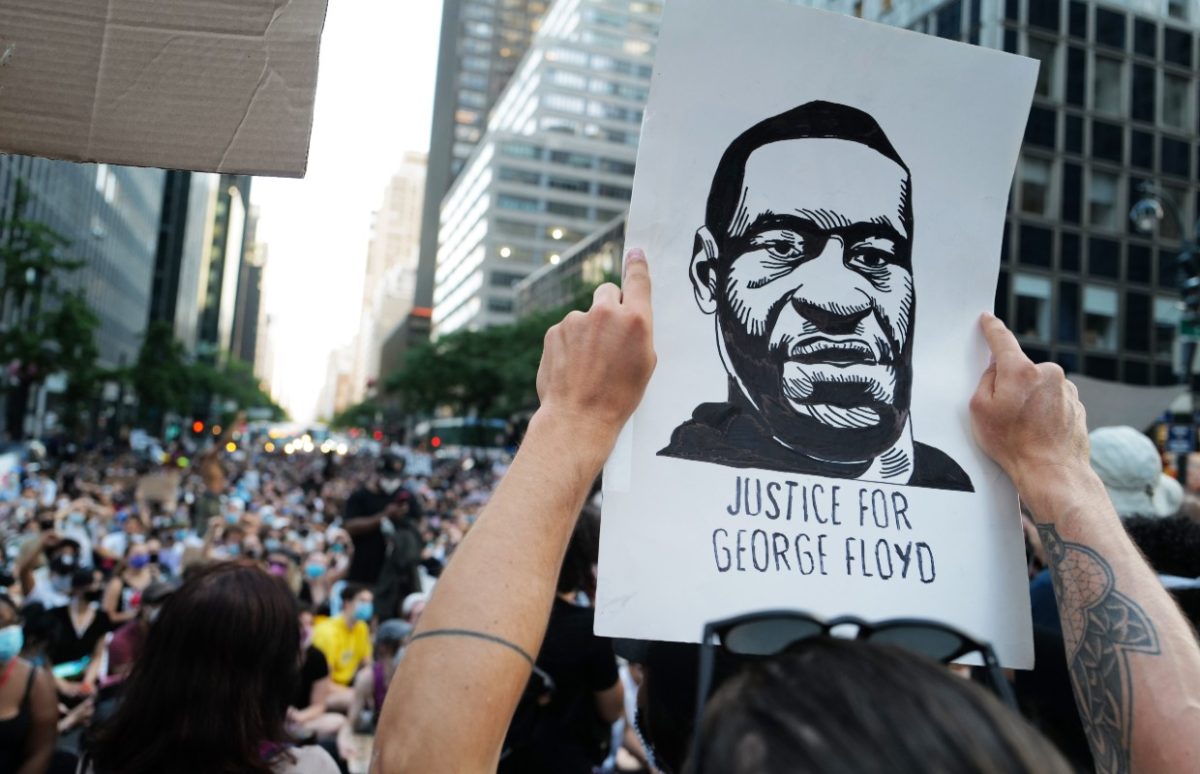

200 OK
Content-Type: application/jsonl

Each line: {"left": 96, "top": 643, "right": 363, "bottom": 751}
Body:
{"left": 336, "top": 618, "right": 412, "bottom": 765}
{"left": 1089, "top": 425, "right": 1181, "bottom": 518}
{"left": 342, "top": 456, "right": 412, "bottom": 585}
{"left": 105, "top": 577, "right": 178, "bottom": 679}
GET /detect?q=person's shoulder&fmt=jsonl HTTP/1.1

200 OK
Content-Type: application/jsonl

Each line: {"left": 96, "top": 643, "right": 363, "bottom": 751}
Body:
{"left": 910, "top": 442, "right": 975, "bottom": 492}
{"left": 273, "top": 745, "right": 341, "bottom": 774}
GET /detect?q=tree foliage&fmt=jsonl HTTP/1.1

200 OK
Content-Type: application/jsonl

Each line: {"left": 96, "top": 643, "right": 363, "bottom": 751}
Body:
{"left": 383, "top": 286, "right": 596, "bottom": 419}
{"left": 0, "top": 182, "right": 98, "bottom": 438}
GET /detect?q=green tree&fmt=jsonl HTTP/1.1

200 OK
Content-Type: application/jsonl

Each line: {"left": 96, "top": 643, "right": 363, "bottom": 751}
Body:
{"left": 384, "top": 283, "right": 597, "bottom": 419}
{"left": 131, "top": 321, "right": 193, "bottom": 432}
{"left": 0, "top": 182, "right": 92, "bottom": 439}
{"left": 46, "top": 291, "right": 101, "bottom": 435}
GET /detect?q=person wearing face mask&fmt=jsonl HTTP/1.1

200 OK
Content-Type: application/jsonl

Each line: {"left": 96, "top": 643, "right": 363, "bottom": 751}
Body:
{"left": 18, "top": 536, "right": 81, "bottom": 611}
{"left": 0, "top": 593, "right": 58, "bottom": 774}
{"left": 311, "top": 584, "right": 373, "bottom": 711}
{"left": 342, "top": 456, "right": 411, "bottom": 585}
{"left": 105, "top": 579, "right": 178, "bottom": 680}
{"left": 102, "top": 545, "right": 158, "bottom": 625}
{"left": 335, "top": 618, "right": 411, "bottom": 766}
{"left": 45, "top": 570, "right": 110, "bottom": 696}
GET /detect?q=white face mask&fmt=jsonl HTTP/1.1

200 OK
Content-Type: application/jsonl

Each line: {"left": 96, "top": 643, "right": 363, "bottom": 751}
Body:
{"left": 379, "top": 478, "right": 402, "bottom": 495}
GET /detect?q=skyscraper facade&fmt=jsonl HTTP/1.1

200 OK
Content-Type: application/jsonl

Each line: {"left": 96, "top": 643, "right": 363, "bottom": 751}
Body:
{"left": 433, "top": 0, "right": 661, "bottom": 334}
{"left": 352, "top": 152, "right": 427, "bottom": 403}
{"left": 0, "top": 156, "right": 164, "bottom": 369}
{"left": 196, "top": 175, "right": 253, "bottom": 362}
{"left": 414, "top": 0, "right": 550, "bottom": 333}
{"left": 786, "top": 0, "right": 1199, "bottom": 389}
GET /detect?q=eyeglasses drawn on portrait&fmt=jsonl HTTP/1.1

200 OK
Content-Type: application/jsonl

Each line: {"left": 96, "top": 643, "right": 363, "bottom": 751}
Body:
{"left": 658, "top": 101, "right": 973, "bottom": 493}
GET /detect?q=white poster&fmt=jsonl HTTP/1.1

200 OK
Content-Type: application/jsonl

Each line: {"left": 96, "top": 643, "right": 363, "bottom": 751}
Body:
{"left": 598, "top": 0, "right": 1038, "bottom": 667}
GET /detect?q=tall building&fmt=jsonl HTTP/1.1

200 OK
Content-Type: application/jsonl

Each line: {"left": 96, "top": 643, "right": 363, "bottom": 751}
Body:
{"left": 0, "top": 157, "right": 164, "bottom": 369}
{"left": 352, "top": 153, "right": 427, "bottom": 403}
{"left": 232, "top": 215, "right": 266, "bottom": 368}
{"left": 433, "top": 0, "right": 661, "bottom": 334}
{"left": 413, "top": 0, "right": 550, "bottom": 336}
{"left": 782, "top": 0, "right": 1198, "bottom": 389}
{"left": 196, "top": 175, "right": 253, "bottom": 362}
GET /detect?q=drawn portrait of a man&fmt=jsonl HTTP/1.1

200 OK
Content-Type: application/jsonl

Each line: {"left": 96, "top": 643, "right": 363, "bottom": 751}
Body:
{"left": 659, "top": 101, "right": 973, "bottom": 492}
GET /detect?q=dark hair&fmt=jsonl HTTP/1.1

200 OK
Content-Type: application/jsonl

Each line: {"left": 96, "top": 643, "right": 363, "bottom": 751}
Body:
{"left": 88, "top": 561, "right": 301, "bottom": 774}
{"left": 686, "top": 638, "right": 1071, "bottom": 774}
{"left": 341, "top": 582, "right": 368, "bottom": 604}
{"left": 706, "top": 100, "right": 912, "bottom": 247}
{"left": 557, "top": 506, "right": 601, "bottom": 595}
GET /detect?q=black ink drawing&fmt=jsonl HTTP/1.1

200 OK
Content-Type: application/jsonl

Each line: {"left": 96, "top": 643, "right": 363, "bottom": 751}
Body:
{"left": 659, "top": 101, "right": 973, "bottom": 491}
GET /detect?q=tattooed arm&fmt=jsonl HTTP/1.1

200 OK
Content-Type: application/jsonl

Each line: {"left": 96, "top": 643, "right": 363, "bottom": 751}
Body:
{"left": 971, "top": 313, "right": 1200, "bottom": 774}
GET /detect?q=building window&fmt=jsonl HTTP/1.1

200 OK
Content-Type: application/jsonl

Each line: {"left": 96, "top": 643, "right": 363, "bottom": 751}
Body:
{"left": 500, "top": 143, "right": 541, "bottom": 159}
{"left": 1065, "top": 47, "right": 1086, "bottom": 106}
{"left": 1156, "top": 297, "right": 1182, "bottom": 356}
{"left": 546, "top": 200, "right": 588, "bottom": 218}
{"left": 497, "top": 194, "right": 540, "bottom": 212}
{"left": 1164, "top": 27, "right": 1193, "bottom": 67}
{"left": 1094, "top": 8, "right": 1126, "bottom": 50}
{"left": 1068, "top": 1, "right": 1087, "bottom": 38}
{"left": 1162, "top": 74, "right": 1191, "bottom": 130}
{"left": 1028, "top": 1, "right": 1060, "bottom": 32}
{"left": 487, "top": 296, "right": 515, "bottom": 314}
{"left": 1017, "top": 156, "right": 1056, "bottom": 212}
{"left": 547, "top": 176, "right": 590, "bottom": 193}
{"left": 1084, "top": 286, "right": 1119, "bottom": 351}
{"left": 1127, "top": 243, "right": 1152, "bottom": 284}
{"left": 1161, "top": 186, "right": 1190, "bottom": 241}
{"left": 549, "top": 150, "right": 592, "bottom": 168}
{"left": 1131, "top": 65, "right": 1156, "bottom": 123}
{"left": 1059, "top": 280, "right": 1080, "bottom": 342}
{"left": 1092, "top": 56, "right": 1123, "bottom": 115}
{"left": 1167, "top": 0, "right": 1189, "bottom": 21}
{"left": 1091, "top": 120, "right": 1123, "bottom": 163}
{"left": 1025, "top": 106, "right": 1056, "bottom": 148}
{"left": 1065, "top": 113, "right": 1084, "bottom": 153}
{"left": 598, "top": 158, "right": 635, "bottom": 175}
{"left": 1027, "top": 37, "right": 1059, "bottom": 98}
{"left": 1161, "top": 137, "right": 1191, "bottom": 178}
{"left": 1089, "top": 237, "right": 1120, "bottom": 279}
{"left": 1131, "top": 130, "right": 1154, "bottom": 169}
{"left": 498, "top": 166, "right": 541, "bottom": 185}
{"left": 936, "top": 1, "right": 962, "bottom": 40}
{"left": 597, "top": 183, "right": 632, "bottom": 200}
{"left": 1019, "top": 224, "right": 1053, "bottom": 267}
{"left": 1061, "top": 231, "right": 1082, "bottom": 272}
{"left": 1125, "top": 291, "right": 1151, "bottom": 353}
{"left": 1088, "top": 171, "right": 1120, "bottom": 231}
{"left": 1133, "top": 19, "right": 1157, "bottom": 58}
{"left": 1061, "top": 162, "right": 1082, "bottom": 223}
{"left": 1014, "top": 274, "right": 1052, "bottom": 341}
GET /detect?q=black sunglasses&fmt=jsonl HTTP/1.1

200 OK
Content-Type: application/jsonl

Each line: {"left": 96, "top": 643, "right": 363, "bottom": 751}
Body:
{"left": 689, "top": 609, "right": 1018, "bottom": 771}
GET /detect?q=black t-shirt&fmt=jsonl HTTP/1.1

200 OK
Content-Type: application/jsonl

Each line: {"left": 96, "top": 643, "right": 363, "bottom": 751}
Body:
{"left": 292, "top": 646, "right": 330, "bottom": 709}
{"left": 46, "top": 605, "right": 111, "bottom": 666}
{"left": 344, "top": 486, "right": 393, "bottom": 583}
{"left": 499, "top": 599, "right": 619, "bottom": 774}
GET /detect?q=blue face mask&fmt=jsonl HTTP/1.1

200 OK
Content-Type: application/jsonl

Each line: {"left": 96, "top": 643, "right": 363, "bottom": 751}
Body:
{"left": 0, "top": 625, "right": 24, "bottom": 662}
{"left": 129, "top": 554, "right": 150, "bottom": 570}
{"left": 354, "top": 602, "right": 374, "bottom": 622}
{"left": 304, "top": 563, "right": 325, "bottom": 579}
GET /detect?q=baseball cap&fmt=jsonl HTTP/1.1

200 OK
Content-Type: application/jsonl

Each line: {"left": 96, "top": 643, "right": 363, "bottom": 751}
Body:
{"left": 1089, "top": 426, "right": 1170, "bottom": 517}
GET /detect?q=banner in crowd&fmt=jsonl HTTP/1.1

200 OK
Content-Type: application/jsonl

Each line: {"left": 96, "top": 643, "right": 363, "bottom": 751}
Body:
{"left": 598, "top": 0, "right": 1038, "bottom": 666}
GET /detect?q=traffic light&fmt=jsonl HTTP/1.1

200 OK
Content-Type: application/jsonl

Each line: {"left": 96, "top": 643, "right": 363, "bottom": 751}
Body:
{"left": 431, "top": 436, "right": 442, "bottom": 449}
{"left": 373, "top": 430, "right": 383, "bottom": 441}
{"left": 192, "top": 420, "right": 205, "bottom": 435}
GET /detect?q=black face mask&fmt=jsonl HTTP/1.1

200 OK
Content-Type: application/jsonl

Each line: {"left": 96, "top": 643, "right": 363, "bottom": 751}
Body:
{"left": 83, "top": 588, "right": 102, "bottom": 603}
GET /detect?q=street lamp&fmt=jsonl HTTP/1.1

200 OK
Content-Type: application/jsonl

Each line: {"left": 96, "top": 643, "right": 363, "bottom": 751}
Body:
{"left": 1130, "top": 182, "right": 1200, "bottom": 431}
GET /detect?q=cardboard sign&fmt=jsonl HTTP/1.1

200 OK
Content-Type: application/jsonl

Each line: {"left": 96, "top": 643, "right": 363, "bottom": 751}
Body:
{"left": 0, "top": 0, "right": 328, "bottom": 177}
{"left": 598, "top": 0, "right": 1037, "bottom": 667}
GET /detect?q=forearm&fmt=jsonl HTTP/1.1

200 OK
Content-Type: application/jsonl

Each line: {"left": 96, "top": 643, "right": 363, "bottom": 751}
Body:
{"left": 343, "top": 515, "right": 382, "bottom": 537}
{"left": 1021, "top": 464, "right": 1200, "bottom": 774}
{"left": 374, "top": 410, "right": 613, "bottom": 773}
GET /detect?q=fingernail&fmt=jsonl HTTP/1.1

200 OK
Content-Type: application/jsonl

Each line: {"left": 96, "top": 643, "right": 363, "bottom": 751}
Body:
{"left": 624, "top": 248, "right": 645, "bottom": 276}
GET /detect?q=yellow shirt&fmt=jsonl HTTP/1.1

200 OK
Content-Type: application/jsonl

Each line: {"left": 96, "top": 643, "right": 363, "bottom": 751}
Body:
{"left": 312, "top": 616, "right": 371, "bottom": 686}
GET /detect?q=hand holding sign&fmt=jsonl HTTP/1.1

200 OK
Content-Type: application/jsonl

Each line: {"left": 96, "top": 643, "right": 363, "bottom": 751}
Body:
{"left": 969, "top": 313, "right": 1090, "bottom": 506}
{"left": 536, "top": 249, "right": 656, "bottom": 445}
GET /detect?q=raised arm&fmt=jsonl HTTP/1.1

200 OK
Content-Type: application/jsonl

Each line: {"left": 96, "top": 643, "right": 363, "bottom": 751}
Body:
{"left": 970, "top": 313, "right": 1200, "bottom": 774}
{"left": 372, "top": 249, "right": 656, "bottom": 774}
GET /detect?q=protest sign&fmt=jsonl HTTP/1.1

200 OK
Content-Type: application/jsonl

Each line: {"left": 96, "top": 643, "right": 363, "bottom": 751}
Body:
{"left": 597, "top": 0, "right": 1038, "bottom": 667}
{"left": 0, "top": 0, "right": 327, "bottom": 177}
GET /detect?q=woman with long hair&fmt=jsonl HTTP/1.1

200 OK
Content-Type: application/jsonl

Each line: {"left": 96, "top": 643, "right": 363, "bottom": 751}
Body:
{"left": 84, "top": 561, "right": 338, "bottom": 773}
{"left": 0, "top": 594, "right": 57, "bottom": 774}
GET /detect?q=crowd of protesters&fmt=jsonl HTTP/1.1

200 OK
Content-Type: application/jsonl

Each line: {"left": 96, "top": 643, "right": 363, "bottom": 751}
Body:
{"left": 2, "top": 251, "right": 1200, "bottom": 774}
{"left": 0, "top": 430, "right": 511, "bottom": 773}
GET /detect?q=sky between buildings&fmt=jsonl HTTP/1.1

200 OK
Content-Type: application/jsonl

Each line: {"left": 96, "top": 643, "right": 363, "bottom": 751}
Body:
{"left": 253, "top": 1, "right": 441, "bottom": 422}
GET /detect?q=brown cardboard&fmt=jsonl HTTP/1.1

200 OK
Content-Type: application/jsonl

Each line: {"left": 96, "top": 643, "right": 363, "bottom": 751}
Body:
{"left": 0, "top": 0, "right": 328, "bottom": 177}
